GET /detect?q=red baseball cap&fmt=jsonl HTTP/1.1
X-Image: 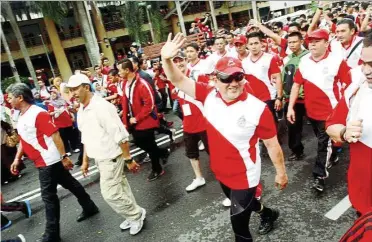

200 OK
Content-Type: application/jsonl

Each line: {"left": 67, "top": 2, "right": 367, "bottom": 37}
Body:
{"left": 215, "top": 57, "right": 244, "bottom": 75}
{"left": 307, "top": 29, "right": 329, "bottom": 41}
{"left": 233, "top": 35, "right": 247, "bottom": 45}
{"left": 195, "top": 17, "right": 201, "bottom": 22}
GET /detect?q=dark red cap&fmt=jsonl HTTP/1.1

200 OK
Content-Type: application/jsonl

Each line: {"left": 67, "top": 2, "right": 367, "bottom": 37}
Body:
{"left": 307, "top": 29, "right": 329, "bottom": 41}
{"left": 215, "top": 57, "right": 244, "bottom": 75}
{"left": 195, "top": 17, "right": 201, "bottom": 22}
{"left": 233, "top": 35, "right": 247, "bottom": 45}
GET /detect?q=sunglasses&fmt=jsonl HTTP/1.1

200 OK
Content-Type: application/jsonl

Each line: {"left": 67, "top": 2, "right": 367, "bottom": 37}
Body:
{"left": 216, "top": 72, "right": 245, "bottom": 84}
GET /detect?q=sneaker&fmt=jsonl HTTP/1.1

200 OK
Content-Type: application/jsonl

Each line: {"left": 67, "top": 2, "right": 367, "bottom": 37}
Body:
{"left": 66, "top": 152, "right": 72, "bottom": 157}
{"left": 170, "top": 128, "right": 176, "bottom": 142}
{"left": 161, "top": 149, "right": 170, "bottom": 165}
{"left": 72, "top": 148, "right": 80, "bottom": 153}
{"left": 141, "top": 154, "right": 151, "bottom": 164}
{"left": 22, "top": 200, "right": 32, "bottom": 218}
{"left": 120, "top": 219, "right": 131, "bottom": 230}
{"left": 288, "top": 152, "right": 305, "bottom": 161}
{"left": 222, "top": 198, "right": 231, "bottom": 207}
{"left": 198, "top": 141, "right": 205, "bottom": 151}
{"left": 17, "top": 234, "right": 26, "bottom": 242}
{"left": 147, "top": 170, "right": 165, "bottom": 181}
{"left": 186, "top": 178, "right": 206, "bottom": 192}
{"left": 1, "top": 220, "right": 12, "bottom": 231}
{"left": 258, "top": 209, "right": 279, "bottom": 235}
{"left": 312, "top": 177, "right": 325, "bottom": 192}
{"left": 327, "top": 154, "right": 339, "bottom": 169}
{"left": 129, "top": 208, "right": 146, "bottom": 235}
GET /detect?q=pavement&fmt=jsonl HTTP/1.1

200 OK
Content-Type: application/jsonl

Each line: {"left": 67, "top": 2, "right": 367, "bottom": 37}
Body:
{"left": 1, "top": 115, "right": 358, "bottom": 242}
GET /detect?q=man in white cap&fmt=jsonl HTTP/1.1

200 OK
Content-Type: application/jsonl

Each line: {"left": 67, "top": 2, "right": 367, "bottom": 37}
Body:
{"left": 66, "top": 74, "right": 146, "bottom": 236}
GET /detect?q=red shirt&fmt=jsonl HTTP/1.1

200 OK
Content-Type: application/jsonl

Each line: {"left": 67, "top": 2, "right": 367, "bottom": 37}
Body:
{"left": 47, "top": 105, "right": 73, "bottom": 128}
{"left": 154, "top": 73, "right": 167, "bottom": 89}
{"left": 101, "top": 66, "right": 112, "bottom": 75}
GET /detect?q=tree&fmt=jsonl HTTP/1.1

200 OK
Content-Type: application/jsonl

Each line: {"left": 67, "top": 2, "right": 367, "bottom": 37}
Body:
{"left": 147, "top": 2, "right": 169, "bottom": 43}
{"left": 27, "top": 1, "right": 68, "bottom": 25}
{"left": 0, "top": 24, "right": 21, "bottom": 83}
{"left": 120, "top": 2, "right": 147, "bottom": 44}
{"left": 2, "top": 2, "right": 38, "bottom": 86}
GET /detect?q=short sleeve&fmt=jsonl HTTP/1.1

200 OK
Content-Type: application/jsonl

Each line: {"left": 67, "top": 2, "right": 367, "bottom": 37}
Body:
{"left": 35, "top": 112, "right": 58, "bottom": 137}
{"left": 294, "top": 69, "right": 305, "bottom": 85}
{"left": 195, "top": 82, "right": 214, "bottom": 103}
{"left": 268, "top": 56, "right": 281, "bottom": 77}
{"left": 256, "top": 107, "right": 277, "bottom": 140}
{"left": 337, "top": 61, "right": 352, "bottom": 87}
{"left": 279, "top": 38, "right": 287, "bottom": 50}
{"left": 107, "top": 84, "right": 118, "bottom": 95}
{"left": 326, "top": 97, "right": 349, "bottom": 128}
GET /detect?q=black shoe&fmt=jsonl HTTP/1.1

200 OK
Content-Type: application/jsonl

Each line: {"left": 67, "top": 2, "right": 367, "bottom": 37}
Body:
{"left": 76, "top": 206, "right": 99, "bottom": 222}
{"left": 312, "top": 177, "right": 325, "bottom": 192}
{"left": 147, "top": 170, "right": 165, "bottom": 181}
{"left": 258, "top": 209, "right": 279, "bottom": 235}
{"left": 327, "top": 154, "right": 339, "bottom": 169}
{"left": 161, "top": 149, "right": 170, "bottom": 165}
{"left": 288, "top": 152, "right": 304, "bottom": 161}
{"left": 75, "top": 160, "right": 82, "bottom": 166}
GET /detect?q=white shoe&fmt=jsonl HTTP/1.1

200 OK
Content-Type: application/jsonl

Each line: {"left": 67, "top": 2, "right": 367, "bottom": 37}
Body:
{"left": 198, "top": 141, "right": 205, "bottom": 151}
{"left": 129, "top": 208, "right": 146, "bottom": 235}
{"left": 186, "top": 178, "right": 206, "bottom": 192}
{"left": 222, "top": 198, "right": 231, "bottom": 207}
{"left": 120, "top": 219, "right": 131, "bottom": 230}
{"left": 66, "top": 152, "right": 72, "bottom": 157}
{"left": 72, "top": 148, "right": 80, "bottom": 153}
{"left": 170, "top": 128, "right": 176, "bottom": 142}
{"left": 17, "top": 234, "right": 26, "bottom": 242}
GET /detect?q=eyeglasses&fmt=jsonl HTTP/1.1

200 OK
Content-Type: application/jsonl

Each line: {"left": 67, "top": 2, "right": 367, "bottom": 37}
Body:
{"left": 216, "top": 72, "right": 245, "bottom": 84}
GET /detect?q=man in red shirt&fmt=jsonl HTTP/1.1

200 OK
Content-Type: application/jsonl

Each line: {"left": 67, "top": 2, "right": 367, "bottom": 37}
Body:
{"left": 7, "top": 83, "right": 98, "bottom": 242}
{"left": 161, "top": 33, "right": 288, "bottom": 241}
{"left": 326, "top": 32, "right": 372, "bottom": 215}
{"left": 287, "top": 29, "right": 352, "bottom": 192}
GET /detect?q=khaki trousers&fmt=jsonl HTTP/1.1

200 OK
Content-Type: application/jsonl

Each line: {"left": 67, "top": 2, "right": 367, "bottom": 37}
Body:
{"left": 95, "top": 155, "right": 141, "bottom": 221}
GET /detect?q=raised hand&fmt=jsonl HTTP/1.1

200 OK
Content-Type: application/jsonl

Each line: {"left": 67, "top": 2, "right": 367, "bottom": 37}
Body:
{"left": 161, "top": 33, "right": 186, "bottom": 60}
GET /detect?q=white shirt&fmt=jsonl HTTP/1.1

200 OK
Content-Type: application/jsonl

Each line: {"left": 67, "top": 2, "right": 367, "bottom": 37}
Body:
{"left": 187, "top": 59, "right": 207, "bottom": 82}
{"left": 77, "top": 95, "right": 129, "bottom": 160}
{"left": 330, "top": 36, "right": 364, "bottom": 68}
{"left": 203, "top": 51, "right": 237, "bottom": 74}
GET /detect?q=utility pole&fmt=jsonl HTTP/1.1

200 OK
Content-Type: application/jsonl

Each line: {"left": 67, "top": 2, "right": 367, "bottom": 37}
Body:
{"left": 208, "top": 0, "right": 218, "bottom": 31}
{"left": 0, "top": 26, "right": 21, "bottom": 83}
{"left": 252, "top": 1, "right": 259, "bottom": 22}
{"left": 175, "top": 0, "right": 187, "bottom": 36}
{"left": 139, "top": 2, "right": 155, "bottom": 42}
{"left": 39, "top": 34, "right": 55, "bottom": 78}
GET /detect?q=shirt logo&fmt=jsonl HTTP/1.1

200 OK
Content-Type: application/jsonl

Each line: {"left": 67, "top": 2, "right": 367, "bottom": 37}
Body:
{"left": 237, "top": 115, "right": 246, "bottom": 128}
{"left": 227, "top": 59, "right": 235, "bottom": 66}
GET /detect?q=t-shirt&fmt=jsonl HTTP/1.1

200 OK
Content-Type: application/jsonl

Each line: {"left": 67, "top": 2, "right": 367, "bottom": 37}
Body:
{"left": 242, "top": 52, "right": 281, "bottom": 102}
{"left": 294, "top": 51, "right": 352, "bottom": 120}
{"left": 17, "top": 105, "right": 60, "bottom": 168}
{"left": 187, "top": 59, "right": 210, "bottom": 84}
{"left": 194, "top": 83, "right": 277, "bottom": 189}
{"left": 330, "top": 35, "right": 364, "bottom": 68}
{"left": 47, "top": 105, "right": 73, "bottom": 129}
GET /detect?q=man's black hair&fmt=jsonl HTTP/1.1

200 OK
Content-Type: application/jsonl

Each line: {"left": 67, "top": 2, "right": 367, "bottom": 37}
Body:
{"left": 117, "top": 58, "right": 134, "bottom": 72}
{"left": 288, "top": 31, "right": 303, "bottom": 40}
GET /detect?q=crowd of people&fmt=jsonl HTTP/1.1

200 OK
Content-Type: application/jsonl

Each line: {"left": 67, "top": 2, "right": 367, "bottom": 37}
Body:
{"left": 1, "top": 1, "right": 372, "bottom": 242}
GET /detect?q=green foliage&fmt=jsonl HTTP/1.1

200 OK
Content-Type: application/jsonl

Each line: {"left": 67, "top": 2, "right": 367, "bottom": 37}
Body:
{"left": 1, "top": 76, "right": 30, "bottom": 93}
{"left": 120, "top": 2, "right": 148, "bottom": 44}
{"left": 310, "top": 1, "right": 318, "bottom": 13}
{"left": 27, "top": 2, "right": 69, "bottom": 25}
{"left": 148, "top": 4, "right": 169, "bottom": 43}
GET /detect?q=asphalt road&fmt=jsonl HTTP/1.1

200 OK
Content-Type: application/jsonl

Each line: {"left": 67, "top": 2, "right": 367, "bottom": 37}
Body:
{"left": 1, "top": 115, "right": 357, "bottom": 242}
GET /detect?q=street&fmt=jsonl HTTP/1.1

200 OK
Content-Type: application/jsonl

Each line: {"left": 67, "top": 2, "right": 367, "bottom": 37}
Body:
{"left": 1, "top": 116, "right": 358, "bottom": 242}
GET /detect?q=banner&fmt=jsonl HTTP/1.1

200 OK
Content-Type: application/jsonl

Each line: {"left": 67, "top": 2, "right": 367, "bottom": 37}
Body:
{"left": 269, "top": 1, "right": 311, "bottom": 11}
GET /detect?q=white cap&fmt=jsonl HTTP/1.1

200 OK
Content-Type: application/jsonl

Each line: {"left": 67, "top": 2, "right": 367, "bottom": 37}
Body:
{"left": 66, "top": 74, "right": 91, "bottom": 88}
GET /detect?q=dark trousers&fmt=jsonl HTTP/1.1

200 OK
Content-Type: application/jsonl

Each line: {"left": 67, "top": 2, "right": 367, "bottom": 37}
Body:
{"left": 285, "top": 102, "right": 306, "bottom": 155}
{"left": 58, "top": 127, "right": 78, "bottom": 152}
{"left": 132, "top": 129, "right": 167, "bottom": 173}
{"left": 38, "top": 162, "right": 96, "bottom": 239}
{"left": 308, "top": 118, "right": 333, "bottom": 178}
{"left": 220, "top": 183, "right": 262, "bottom": 242}
{"left": 265, "top": 99, "right": 278, "bottom": 124}
{"left": 158, "top": 88, "right": 168, "bottom": 111}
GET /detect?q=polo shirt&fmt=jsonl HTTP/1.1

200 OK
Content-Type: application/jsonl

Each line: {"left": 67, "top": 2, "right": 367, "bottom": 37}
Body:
{"left": 195, "top": 83, "right": 277, "bottom": 189}
{"left": 17, "top": 105, "right": 60, "bottom": 168}
{"left": 294, "top": 51, "right": 351, "bottom": 121}
{"left": 242, "top": 52, "right": 281, "bottom": 102}
{"left": 187, "top": 59, "right": 209, "bottom": 84}
{"left": 330, "top": 35, "right": 364, "bottom": 68}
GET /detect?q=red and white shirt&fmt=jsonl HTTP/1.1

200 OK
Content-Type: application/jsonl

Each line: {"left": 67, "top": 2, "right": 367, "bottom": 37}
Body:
{"left": 203, "top": 51, "right": 237, "bottom": 74}
{"left": 187, "top": 59, "right": 209, "bottom": 84}
{"left": 326, "top": 68, "right": 372, "bottom": 214}
{"left": 242, "top": 52, "right": 281, "bottom": 102}
{"left": 294, "top": 51, "right": 352, "bottom": 121}
{"left": 195, "top": 83, "right": 277, "bottom": 189}
{"left": 225, "top": 44, "right": 238, "bottom": 58}
{"left": 330, "top": 35, "right": 364, "bottom": 68}
{"left": 17, "top": 105, "right": 60, "bottom": 168}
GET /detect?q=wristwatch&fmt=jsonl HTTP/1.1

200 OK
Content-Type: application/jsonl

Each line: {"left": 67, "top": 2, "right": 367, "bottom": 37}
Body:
{"left": 276, "top": 96, "right": 283, "bottom": 101}
{"left": 340, "top": 127, "right": 347, "bottom": 142}
{"left": 124, "top": 158, "right": 134, "bottom": 164}
{"left": 61, "top": 154, "right": 69, "bottom": 160}
{"left": 318, "top": 7, "right": 323, "bottom": 10}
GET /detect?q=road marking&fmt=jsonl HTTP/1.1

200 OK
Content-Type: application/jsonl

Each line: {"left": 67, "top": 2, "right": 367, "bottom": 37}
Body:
{"left": 325, "top": 195, "right": 352, "bottom": 220}
{"left": 8, "top": 131, "right": 184, "bottom": 203}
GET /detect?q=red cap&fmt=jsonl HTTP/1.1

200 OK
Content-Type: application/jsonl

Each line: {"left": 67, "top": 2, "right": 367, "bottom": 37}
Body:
{"left": 307, "top": 29, "right": 329, "bottom": 41}
{"left": 215, "top": 57, "right": 244, "bottom": 75}
{"left": 195, "top": 17, "right": 201, "bottom": 22}
{"left": 233, "top": 35, "right": 247, "bottom": 45}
